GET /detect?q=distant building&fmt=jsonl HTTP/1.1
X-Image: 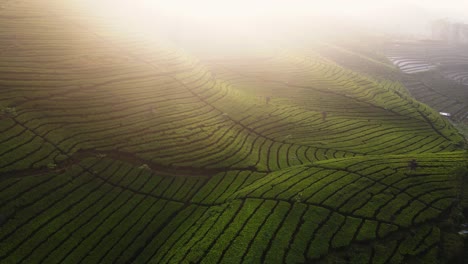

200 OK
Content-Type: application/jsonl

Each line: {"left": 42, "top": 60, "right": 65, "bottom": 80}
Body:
{"left": 432, "top": 19, "right": 468, "bottom": 44}
{"left": 439, "top": 112, "right": 452, "bottom": 117}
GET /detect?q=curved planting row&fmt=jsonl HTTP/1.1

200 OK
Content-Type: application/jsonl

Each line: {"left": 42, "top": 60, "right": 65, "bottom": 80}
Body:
{"left": 400, "top": 76, "right": 468, "bottom": 121}
{"left": 385, "top": 41, "right": 468, "bottom": 76}
{"left": 1, "top": 152, "right": 464, "bottom": 263}
{"left": 387, "top": 57, "right": 435, "bottom": 74}
{"left": 0, "top": 13, "right": 346, "bottom": 172}
{"left": 206, "top": 53, "right": 463, "bottom": 152}
{"left": 1, "top": 6, "right": 464, "bottom": 176}
{"left": 314, "top": 42, "right": 403, "bottom": 81}
{"left": 142, "top": 152, "right": 466, "bottom": 263}
{"left": 0, "top": 158, "right": 188, "bottom": 264}
{"left": 384, "top": 41, "right": 468, "bottom": 121}
{"left": 1, "top": 1, "right": 467, "bottom": 263}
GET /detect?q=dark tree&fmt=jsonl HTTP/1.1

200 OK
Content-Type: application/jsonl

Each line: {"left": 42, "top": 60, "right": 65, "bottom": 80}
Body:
{"left": 408, "top": 159, "right": 418, "bottom": 170}
{"left": 322, "top": 111, "right": 327, "bottom": 121}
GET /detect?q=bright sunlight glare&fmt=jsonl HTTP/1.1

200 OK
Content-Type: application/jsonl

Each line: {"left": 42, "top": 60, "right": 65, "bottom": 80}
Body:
{"left": 65, "top": 0, "right": 468, "bottom": 54}
{"left": 76, "top": 0, "right": 468, "bottom": 20}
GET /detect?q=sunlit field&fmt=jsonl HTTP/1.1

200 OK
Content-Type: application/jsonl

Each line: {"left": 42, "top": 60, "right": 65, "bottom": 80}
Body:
{"left": 0, "top": 0, "right": 467, "bottom": 263}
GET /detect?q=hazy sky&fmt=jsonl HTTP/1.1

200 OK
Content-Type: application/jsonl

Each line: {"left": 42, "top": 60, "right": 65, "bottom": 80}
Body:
{"left": 149, "top": 0, "right": 468, "bottom": 20}
{"left": 76, "top": 0, "right": 468, "bottom": 38}
{"left": 84, "top": 0, "right": 468, "bottom": 18}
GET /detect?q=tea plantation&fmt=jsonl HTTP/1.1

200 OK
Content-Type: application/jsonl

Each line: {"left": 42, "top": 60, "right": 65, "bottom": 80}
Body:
{"left": 0, "top": 1, "right": 467, "bottom": 263}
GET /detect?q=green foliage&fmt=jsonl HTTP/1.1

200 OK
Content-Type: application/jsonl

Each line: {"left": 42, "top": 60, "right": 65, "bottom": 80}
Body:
{"left": 440, "top": 232, "right": 465, "bottom": 263}
{"left": 0, "top": 7, "right": 466, "bottom": 263}
{"left": 47, "top": 163, "right": 57, "bottom": 170}
{"left": 1, "top": 106, "right": 17, "bottom": 116}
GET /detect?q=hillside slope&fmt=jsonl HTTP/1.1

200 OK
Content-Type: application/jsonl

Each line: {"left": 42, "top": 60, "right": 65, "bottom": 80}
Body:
{"left": 0, "top": 1, "right": 467, "bottom": 263}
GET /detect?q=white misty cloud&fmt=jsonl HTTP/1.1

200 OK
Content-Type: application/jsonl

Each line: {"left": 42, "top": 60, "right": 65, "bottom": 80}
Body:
{"left": 72, "top": 0, "right": 468, "bottom": 39}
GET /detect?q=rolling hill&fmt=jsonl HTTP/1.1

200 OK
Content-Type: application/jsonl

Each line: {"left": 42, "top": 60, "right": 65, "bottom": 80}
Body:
{"left": 0, "top": 1, "right": 467, "bottom": 263}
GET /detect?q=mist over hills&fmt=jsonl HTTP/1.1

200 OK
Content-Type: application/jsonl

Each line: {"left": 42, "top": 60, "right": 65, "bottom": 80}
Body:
{"left": 0, "top": 0, "right": 467, "bottom": 263}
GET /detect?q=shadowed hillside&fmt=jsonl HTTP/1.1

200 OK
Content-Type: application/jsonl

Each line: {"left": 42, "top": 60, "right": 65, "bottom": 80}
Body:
{"left": 0, "top": 1, "right": 467, "bottom": 263}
